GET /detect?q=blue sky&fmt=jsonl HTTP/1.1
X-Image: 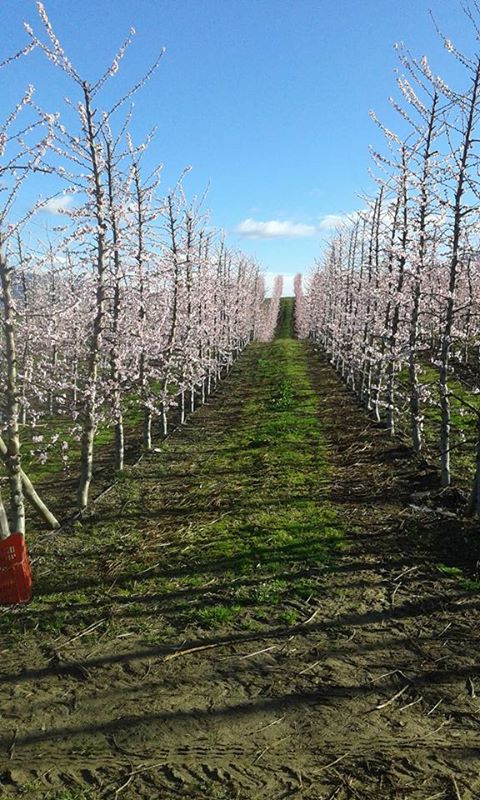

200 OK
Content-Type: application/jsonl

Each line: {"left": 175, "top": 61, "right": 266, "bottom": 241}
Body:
{"left": 2, "top": 0, "right": 476, "bottom": 293}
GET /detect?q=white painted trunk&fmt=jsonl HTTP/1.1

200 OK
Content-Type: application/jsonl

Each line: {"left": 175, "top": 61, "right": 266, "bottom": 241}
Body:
{"left": 180, "top": 391, "right": 185, "bottom": 424}
{"left": 114, "top": 416, "right": 124, "bottom": 472}
{"left": 162, "top": 404, "right": 168, "bottom": 437}
{"left": 144, "top": 409, "right": 152, "bottom": 451}
{"left": 0, "top": 251, "right": 25, "bottom": 535}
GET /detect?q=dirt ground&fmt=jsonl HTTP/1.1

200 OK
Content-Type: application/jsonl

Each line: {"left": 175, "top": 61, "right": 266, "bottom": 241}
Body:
{"left": 0, "top": 338, "right": 479, "bottom": 800}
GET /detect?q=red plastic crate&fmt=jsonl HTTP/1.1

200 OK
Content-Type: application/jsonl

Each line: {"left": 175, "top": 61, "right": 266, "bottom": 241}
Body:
{"left": 0, "top": 533, "right": 32, "bottom": 604}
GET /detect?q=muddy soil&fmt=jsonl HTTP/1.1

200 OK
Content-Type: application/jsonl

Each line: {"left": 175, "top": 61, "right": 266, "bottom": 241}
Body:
{"left": 0, "top": 339, "right": 479, "bottom": 800}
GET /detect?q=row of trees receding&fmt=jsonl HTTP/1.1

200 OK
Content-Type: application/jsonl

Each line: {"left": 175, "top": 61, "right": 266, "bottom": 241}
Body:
{"left": 301, "top": 9, "right": 480, "bottom": 514}
{"left": 0, "top": 3, "right": 277, "bottom": 538}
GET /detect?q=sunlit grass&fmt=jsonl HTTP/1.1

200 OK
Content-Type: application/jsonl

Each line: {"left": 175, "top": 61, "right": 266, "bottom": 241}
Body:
{"left": 1, "top": 308, "right": 345, "bottom": 653}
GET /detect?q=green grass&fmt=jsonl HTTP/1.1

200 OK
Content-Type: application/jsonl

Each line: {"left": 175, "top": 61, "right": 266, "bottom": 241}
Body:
{"left": 435, "top": 562, "right": 480, "bottom": 593}
{"left": 396, "top": 363, "right": 480, "bottom": 483}
{"left": 194, "top": 604, "right": 242, "bottom": 627}
{"left": 280, "top": 609, "right": 299, "bottom": 625}
{"left": 1, "top": 305, "right": 345, "bottom": 657}
{"left": 275, "top": 297, "right": 295, "bottom": 339}
{"left": 460, "top": 579, "right": 480, "bottom": 592}
{"left": 1, "top": 377, "right": 183, "bottom": 519}
{"left": 436, "top": 563, "right": 463, "bottom": 577}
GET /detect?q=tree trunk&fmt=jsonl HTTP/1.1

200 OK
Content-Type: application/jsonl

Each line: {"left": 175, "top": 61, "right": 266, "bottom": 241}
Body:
{"left": 77, "top": 82, "right": 107, "bottom": 511}
{"left": 72, "top": 356, "right": 78, "bottom": 412}
{"left": 408, "top": 94, "right": 438, "bottom": 453}
{"left": 78, "top": 407, "right": 96, "bottom": 512}
{"left": 114, "top": 417, "right": 124, "bottom": 472}
{"left": 180, "top": 390, "right": 185, "bottom": 424}
{"left": 360, "top": 195, "right": 381, "bottom": 408}
{"left": 143, "top": 409, "right": 152, "bottom": 452}
{"left": 439, "top": 65, "right": 480, "bottom": 487}
{"left": 0, "top": 247, "right": 25, "bottom": 535}
{"left": 106, "top": 140, "right": 125, "bottom": 473}
{"left": 162, "top": 404, "right": 168, "bottom": 436}
{"left": 0, "top": 435, "right": 59, "bottom": 528}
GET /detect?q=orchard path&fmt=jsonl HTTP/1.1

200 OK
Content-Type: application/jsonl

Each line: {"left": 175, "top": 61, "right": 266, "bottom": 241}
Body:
{"left": 1, "top": 300, "right": 480, "bottom": 799}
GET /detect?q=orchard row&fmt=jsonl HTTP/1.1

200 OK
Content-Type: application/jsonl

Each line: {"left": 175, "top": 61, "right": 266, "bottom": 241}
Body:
{"left": 298, "top": 20, "right": 480, "bottom": 513}
{"left": 0, "top": 4, "right": 281, "bottom": 537}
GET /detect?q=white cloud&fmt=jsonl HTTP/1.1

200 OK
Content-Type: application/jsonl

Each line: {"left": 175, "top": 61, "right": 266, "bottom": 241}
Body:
{"left": 235, "top": 218, "right": 316, "bottom": 239}
{"left": 318, "top": 212, "right": 358, "bottom": 230}
{"left": 235, "top": 212, "right": 366, "bottom": 239}
{"left": 42, "top": 195, "right": 73, "bottom": 215}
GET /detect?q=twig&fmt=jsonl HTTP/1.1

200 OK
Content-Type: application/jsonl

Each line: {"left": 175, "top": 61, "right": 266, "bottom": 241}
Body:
{"left": 8, "top": 728, "right": 17, "bottom": 760}
{"left": 278, "top": 635, "right": 295, "bottom": 652}
{"left": 369, "top": 669, "right": 401, "bottom": 683}
{"left": 452, "top": 776, "right": 463, "bottom": 800}
{"left": 437, "top": 621, "right": 452, "bottom": 638}
{"left": 114, "top": 761, "right": 169, "bottom": 798}
{"left": 299, "top": 659, "right": 322, "bottom": 675}
{"left": 374, "top": 684, "right": 409, "bottom": 710}
{"left": 430, "top": 655, "right": 449, "bottom": 665}
{"left": 164, "top": 640, "right": 228, "bottom": 661}
{"left": 391, "top": 582, "right": 401, "bottom": 607}
{"left": 240, "top": 645, "right": 277, "bottom": 660}
{"left": 304, "top": 606, "right": 321, "bottom": 624}
{"left": 253, "top": 745, "right": 270, "bottom": 764}
{"left": 143, "top": 660, "right": 152, "bottom": 681}
{"left": 105, "top": 577, "right": 119, "bottom": 596}
{"left": 55, "top": 619, "right": 105, "bottom": 649}
{"left": 399, "top": 695, "right": 423, "bottom": 712}
{"left": 426, "top": 697, "right": 445, "bottom": 716}
{"left": 255, "top": 716, "right": 285, "bottom": 732}
{"left": 326, "top": 787, "right": 342, "bottom": 800}
{"left": 115, "top": 774, "right": 134, "bottom": 798}
{"left": 135, "top": 561, "right": 162, "bottom": 576}
{"left": 318, "top": 752, "right": 350, "bottom": 771}
{"left": 392, "top": 565, "right": 418, "bottom": 582}
{"left": 426, "top": 719, "right": 450, "bottom": 737}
